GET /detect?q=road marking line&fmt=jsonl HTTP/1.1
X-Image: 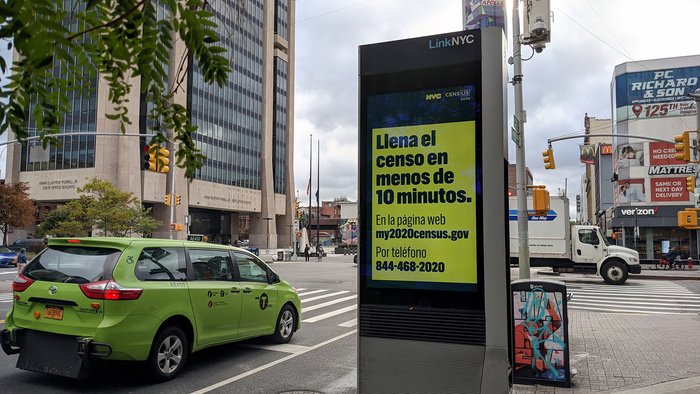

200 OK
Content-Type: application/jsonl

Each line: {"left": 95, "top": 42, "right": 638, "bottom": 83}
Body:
{"left": 240, "top": 343, "right": 310, "bottom": 353}
{"left": 303, "top": 305, "right": 357, "bottom": 323}
{"left": 338, "top": 318, "right": 357, "bottom": 327}
{"left": 301, "top": 290, "right": 350, "bottom": 303}
{"left": 190, "top": 329, "right": 357, "bottom": 394}
{"left": 296, "top": 289, "right": 328, "bottom": 296}
{"left": 302, "top": 295, "right": 356, "bottom": 312}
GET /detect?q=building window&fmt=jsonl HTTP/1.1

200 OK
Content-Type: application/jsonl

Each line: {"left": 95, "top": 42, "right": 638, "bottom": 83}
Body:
{"left": 273, "top": 57, "right": 288, "bottom": 194}
{"left": 188, "top": 0, "right": 264, "bottom": 190}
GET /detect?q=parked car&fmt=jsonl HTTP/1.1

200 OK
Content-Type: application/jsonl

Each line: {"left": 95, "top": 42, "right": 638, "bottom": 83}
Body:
{"left": 1, "top": 237, "right": 301, "bottom": 381}
{"left": 0, "top": 247, "right": 18, "bottom": 267}
{"left": 9, "top": 238, "right": 46, "bottom": 253}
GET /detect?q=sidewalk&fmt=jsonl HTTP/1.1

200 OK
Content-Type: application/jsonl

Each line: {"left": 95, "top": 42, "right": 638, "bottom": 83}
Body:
{"left": 512, "top": 265, "right": 700, "bottom": 393}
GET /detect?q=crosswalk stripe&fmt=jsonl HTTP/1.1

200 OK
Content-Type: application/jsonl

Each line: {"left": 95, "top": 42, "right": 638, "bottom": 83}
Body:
{"left": 301, "top": 290, "right": 350, "bottom": 303}
{"left": 567, "top": 305, "right": 686, "bottom": 315}
{"left": 338, "top": 318, "right": 357, "bottom": 327}
{"left": 565, "top": 279, "right": 700, "bottom": 314}
{"left": 302, "top": 295, "right": 357, "bottom": 312}
{"left": 297, "top": 289, "right": 328, "bottom": 297}
{"left": 570, "top": 294, "right": 700, "bottom": 305}
{"left": 570, "top": 289, "right": 700, "bottom": 298}
{"left": 568, "top": 300, "right": 700, "bottom": 311}
{"left": 303, "top": 305, "right": 357, "bottom": 323}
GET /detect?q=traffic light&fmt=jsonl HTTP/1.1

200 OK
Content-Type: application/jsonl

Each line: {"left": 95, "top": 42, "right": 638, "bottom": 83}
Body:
{"left": 165, "top": 194, "right": 172, "bottom": 206}
{"left": 294, "top": 200, "right": 299, "bottom": 211}
{"left": 674, "top": 131, "right": 691, "bottom": 162}
{"left": 156, "top": 146, "right": 170, "bottom": 173}
{"left": 532, "top": 187, "right": 550, "bottom": 215}
{"left": 143, "top": 144, "right": 170, "bottom": 172}
{"left": 678, "top": 210, "right": 698, "bottom": 228}
{"left": 144, "top": 145, "right": 158, "bottom": 171}
{"left": 170, "top": 223, "right": 183, "bottom": 231}
{"left": 297, "top": 211, "right": 301, "bottom": 219}
{"left": 542, "top": 148, "right": 555, "bottom": 170}
{"left": 687, "top": 176, "right": 696, "bottom": 192}
{"left": 174, "top": 194, "right": 181, "bottom": 206}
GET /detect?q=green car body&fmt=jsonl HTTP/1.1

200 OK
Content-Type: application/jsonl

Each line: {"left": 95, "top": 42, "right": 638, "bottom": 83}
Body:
{"left": 1, "top": 237, "right": 301, "bottom": 381}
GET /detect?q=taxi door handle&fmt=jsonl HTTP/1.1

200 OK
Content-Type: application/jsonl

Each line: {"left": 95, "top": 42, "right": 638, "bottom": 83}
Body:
{"left": 243, "top": 288, "right": 252, "bottom": 294}
{"left": 231, "top": 287, "right": 240, "bottom": 293}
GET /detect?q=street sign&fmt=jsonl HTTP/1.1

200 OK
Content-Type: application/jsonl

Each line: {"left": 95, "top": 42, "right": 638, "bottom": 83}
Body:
{"left": 512, "top": 115, "right": 521, "bottom": 147}
{"left": 511, "top": 126, "right": 521, "bottom": 148}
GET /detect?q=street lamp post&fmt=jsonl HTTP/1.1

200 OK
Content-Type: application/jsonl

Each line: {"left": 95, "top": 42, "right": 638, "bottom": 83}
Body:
{"left": 263, "top": 217, "right": 273, "bottom": 252}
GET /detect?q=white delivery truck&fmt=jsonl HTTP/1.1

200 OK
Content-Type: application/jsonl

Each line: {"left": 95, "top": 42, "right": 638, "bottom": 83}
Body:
{"left": 509, "top": 195, "right": 641, "bottom": 284}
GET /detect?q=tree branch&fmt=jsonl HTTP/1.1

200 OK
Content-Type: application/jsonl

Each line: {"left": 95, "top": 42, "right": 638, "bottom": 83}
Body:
{"left": 66, "top": 0, "right": 149, "bottom": 42}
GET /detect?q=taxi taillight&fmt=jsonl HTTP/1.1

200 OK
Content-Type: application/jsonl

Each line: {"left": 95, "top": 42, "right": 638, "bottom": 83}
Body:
{"left": 80, "top": 280, "right": 143, "bottom": 300}
{"left": 12, "top": 274, "right": 34, "bottom": 292}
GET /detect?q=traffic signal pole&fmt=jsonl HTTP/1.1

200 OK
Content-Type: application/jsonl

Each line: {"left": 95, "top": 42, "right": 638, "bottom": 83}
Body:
{"left": 169, "top": 156, "right": 175, "bottom": 240}
{"left": 513, "top": 0, "right": 530, "bottom": 278}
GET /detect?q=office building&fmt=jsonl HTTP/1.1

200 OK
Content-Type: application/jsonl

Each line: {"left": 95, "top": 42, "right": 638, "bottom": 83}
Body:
{"left": 5, "top": 0, "right": 296, "bottom": 249}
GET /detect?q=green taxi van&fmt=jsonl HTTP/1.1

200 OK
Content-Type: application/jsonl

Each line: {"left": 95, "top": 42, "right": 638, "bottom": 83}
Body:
{"left": 1, "top": 237, "right": 301, "bottom": 381}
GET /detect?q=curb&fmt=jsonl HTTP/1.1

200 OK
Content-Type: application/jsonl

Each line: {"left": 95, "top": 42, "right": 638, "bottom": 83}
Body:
{"left": 535, "top": 268, "right": 700, "bottom": 281}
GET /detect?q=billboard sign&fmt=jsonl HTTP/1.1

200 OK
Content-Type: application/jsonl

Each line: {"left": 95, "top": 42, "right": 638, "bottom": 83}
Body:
{"left": 615, "top": 66, "right": 700, "bottom": 121}
{"left": 649, "top": 142, "right": 688, "bottom": 166}
{"left": 463, "top": 0, "right": 506, "bottom": 31}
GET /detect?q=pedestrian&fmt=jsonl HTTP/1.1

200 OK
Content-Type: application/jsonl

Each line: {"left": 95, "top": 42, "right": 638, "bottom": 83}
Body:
{"left": 304, "top": 244, "right": 310, "bottom": 262}
{"left": 16, "top": 248, "right": 27, "bottom": 274}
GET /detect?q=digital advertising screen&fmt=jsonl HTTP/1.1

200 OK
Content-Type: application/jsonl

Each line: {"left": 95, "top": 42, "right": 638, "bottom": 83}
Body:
{"left": 359, "top": 60, "right": 484, "bottom": 311}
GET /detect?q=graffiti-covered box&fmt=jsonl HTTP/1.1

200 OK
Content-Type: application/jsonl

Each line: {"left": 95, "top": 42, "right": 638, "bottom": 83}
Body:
{"left": 511, "top": 279, "right": 571, "bottom": 388}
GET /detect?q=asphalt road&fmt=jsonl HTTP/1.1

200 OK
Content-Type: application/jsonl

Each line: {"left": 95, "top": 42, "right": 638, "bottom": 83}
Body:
{"left": 0, "top": 255, "right": 359, "bottom": 394}
{"left": 1, "top": 257, "right": 699, "bottom": 393}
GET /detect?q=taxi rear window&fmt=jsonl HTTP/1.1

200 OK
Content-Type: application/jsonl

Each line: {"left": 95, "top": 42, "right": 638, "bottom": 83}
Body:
{"left": 24, "top": 246, "right": 121, "bottom": 284}
{"left": 135, "top": 247, "right": 187, "bottom": 281}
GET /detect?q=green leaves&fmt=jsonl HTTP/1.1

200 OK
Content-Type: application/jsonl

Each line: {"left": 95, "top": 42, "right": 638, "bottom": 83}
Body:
{"left": 0, "top": 0, "right": 234, "bottom": 179}
{"left": 39, "top": 177, "right": 164, "bottom": 237}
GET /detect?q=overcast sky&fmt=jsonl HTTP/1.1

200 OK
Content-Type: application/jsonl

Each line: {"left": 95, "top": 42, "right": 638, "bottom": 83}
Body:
{"left": 293, "top": 0, "right": 700, "bottom": 218}
{"left": 1, "top": 1, "right": 699, "bottom": 221}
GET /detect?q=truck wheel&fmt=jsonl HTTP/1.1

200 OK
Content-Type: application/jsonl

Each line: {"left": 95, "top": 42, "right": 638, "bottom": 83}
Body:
{"left": 601, "top": 261, "right": 628, "bottom": 285}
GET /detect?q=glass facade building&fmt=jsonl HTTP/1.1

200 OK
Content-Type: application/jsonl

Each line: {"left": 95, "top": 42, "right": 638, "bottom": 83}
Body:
{"left": 6, "top": 0, "right": 296, "bottom": 248}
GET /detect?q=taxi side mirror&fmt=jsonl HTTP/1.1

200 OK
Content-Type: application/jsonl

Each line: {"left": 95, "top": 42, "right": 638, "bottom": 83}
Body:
{"left": 270, "top": 272, "right": 280, "bottom": 283}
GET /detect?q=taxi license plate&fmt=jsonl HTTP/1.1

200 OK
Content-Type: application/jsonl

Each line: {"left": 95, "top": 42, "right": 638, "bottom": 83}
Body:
{"left": 44, "top": 306, "right": 64, "bottom": 320}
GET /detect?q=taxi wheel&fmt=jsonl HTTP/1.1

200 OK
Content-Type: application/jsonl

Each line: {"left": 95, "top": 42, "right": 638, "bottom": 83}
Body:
{"left": 145, "top": 325, "right": 189, "bottom": 382}
{"left": 271, "top": 304, "right": 296, "bottom": 344}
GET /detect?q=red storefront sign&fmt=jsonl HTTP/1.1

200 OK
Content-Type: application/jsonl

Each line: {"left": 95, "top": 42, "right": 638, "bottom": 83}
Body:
{"left": 649, "top": 142, "right": 687, "bottom": 166}
{"left": 651, "top": 177, "right": 688, "bottom": 202}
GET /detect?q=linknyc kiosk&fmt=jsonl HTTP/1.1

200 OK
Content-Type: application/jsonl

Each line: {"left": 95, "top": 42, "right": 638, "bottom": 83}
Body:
{"left": 358, "top": 28, "right": 512, "bottom": 393}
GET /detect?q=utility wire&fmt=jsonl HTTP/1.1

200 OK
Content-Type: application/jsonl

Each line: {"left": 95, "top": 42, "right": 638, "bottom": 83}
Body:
{"left": 554, "top": 7, "right": 632, "bottom": 61}
{"left": 582, "top": 0, "right": 634, "bottom": 61}
{"left": 295, "top": 0, "right": 373, "bottom": 25}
